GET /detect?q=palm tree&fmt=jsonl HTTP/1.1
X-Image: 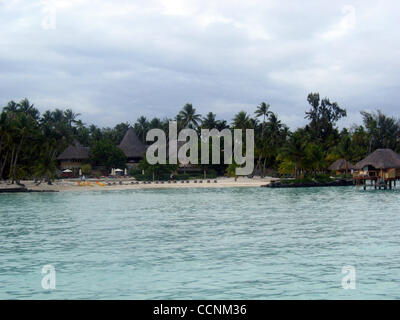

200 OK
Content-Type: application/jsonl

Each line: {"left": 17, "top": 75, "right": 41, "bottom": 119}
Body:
{"left": 33, "top": 143, "right": 58, "bottom": 185}
{"left": 225, "top": 161, "right": 239, "bottom": 182}
{"left": 149, "top": 117, "right": 163, "bottom": 129}
{"left": 178, "top": 103, "right": 202, "bottom": 129}
{"left": 134, "top": 116, "right": 149, "bottom": 143}
{"left": 74, "top": 119, "right": 86, "bottom": 129}
{"left": 254, "top": 103, "right": 272, "bottom": 176}
{"left": 4, "top": 100, "right": 18, "bottom": 113}
{"left": 232, "top": 111, "right": 253, "bottom": 129}
{"left": 279, "top": 130, "right": 307, "bottom": 178}
{"left": 8, "top": 113, "right": 36, "bottom": 183}
{"left": 254, "top": 102, "right": 271, "bottom": 138}
{"left": 0, "top": 112, "right": 11, "bottom": 179}
{"left": 51, "top": 109, "right": 65, "bottom": 124}
{"left": 216, "top": 120, "right": 229, "bottom": 131}
{"left": 305, "top": 143, "right": 327, "bottom": 177}
{"left": 3, "top": 101, "right": 18, "bottom": 120}
{"left": 64, "top": 108, "right": 81, "bottom": 126}
{"left": 202, "top": 112, "right": 218, "bottom": 129}
{"left": 17, "top": 98, "right": 40, "bottom": 120}
{"left": 256, "top": 112, "right": 284, "bottom": 177}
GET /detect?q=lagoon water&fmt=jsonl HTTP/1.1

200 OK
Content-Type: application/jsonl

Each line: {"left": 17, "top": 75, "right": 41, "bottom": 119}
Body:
{"left": 1, "top": 186, "right": 400, "bottom": 299}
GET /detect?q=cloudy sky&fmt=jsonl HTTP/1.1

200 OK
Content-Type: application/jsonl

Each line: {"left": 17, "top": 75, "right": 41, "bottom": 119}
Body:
{"left": 0, "top": 0, "right": 399, "bottom": 129}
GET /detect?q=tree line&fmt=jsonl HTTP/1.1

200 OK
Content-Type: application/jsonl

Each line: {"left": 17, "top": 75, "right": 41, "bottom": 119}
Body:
{"left": 1, "top": 93, "right": 400, "bottom": 183}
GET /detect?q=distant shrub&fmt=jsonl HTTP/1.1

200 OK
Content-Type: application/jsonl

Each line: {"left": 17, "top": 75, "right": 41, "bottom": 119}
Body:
{"left": 315, "top": 173, "right": 332, "bottom": 183}
{"left": 133, "top": 172, "right": 171, "bottom": 181}
{"left": 280, "top": 176, "right": 313, "bottom": 185}
{"left": 133, "top": 173, "right": 152, "bottom": 181}
{"left": 175, "top": 173, "right": 190, "bottom": 180}
{"left": 81, "top": 164, "right": 92, "bottom": 175}
{"left": 129, "top": 168, "right": 142, "bottom": 176}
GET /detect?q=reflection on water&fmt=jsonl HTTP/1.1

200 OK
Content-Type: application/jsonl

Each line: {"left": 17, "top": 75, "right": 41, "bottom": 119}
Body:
{"left": 1, "top": 187, "right": 400, "bottom": 299}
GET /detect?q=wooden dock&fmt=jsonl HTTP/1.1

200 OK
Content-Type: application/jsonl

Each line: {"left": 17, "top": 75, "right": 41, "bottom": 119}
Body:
{"left": 354, "top": 176, "right": 398, "bottom": 190}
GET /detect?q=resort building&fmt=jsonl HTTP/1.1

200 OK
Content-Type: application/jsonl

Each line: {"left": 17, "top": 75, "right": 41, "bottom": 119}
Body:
{"left": 328, "top": 159, "right": 354, "bottom": 175}
{"left": 354, "top": 148, "right": 400, "bottom": 188}
{"left": 57, "top": 128, "right": 147, "bottom": 172}
{"left": 57, "top": 141, "right": 90, "bottom": 170}
{"left": 118, "top": 127, "right": 147, "bottom": 168}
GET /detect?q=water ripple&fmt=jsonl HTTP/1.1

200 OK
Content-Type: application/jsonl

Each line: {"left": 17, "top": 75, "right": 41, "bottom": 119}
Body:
{"left": 1, "top": 187, "right": 400, "bottom": 299}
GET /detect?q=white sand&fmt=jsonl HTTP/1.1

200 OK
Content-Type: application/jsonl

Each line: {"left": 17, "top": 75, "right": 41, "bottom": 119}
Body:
{"left": 6, "top": 177, "right": 273, "bottom": 192}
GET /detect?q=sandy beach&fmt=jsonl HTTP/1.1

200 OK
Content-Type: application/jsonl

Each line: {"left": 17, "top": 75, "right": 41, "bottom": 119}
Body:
{"left": 0, "top": 177, "right": 274, "bottom": 192}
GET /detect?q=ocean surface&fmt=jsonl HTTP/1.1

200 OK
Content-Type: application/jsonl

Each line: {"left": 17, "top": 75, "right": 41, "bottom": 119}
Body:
{"left": 1, "top": 186, "right": 400, "bottom": 299}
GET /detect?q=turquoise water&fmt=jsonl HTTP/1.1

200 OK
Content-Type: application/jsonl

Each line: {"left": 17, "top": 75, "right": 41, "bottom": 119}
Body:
{"left": 1, "top": 186, "right": 400, "bottom": 299}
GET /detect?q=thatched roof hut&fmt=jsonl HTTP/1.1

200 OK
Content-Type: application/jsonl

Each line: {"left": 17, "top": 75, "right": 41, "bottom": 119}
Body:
{"left": 328, "top": 159, "right": 354, "bottom": 172}
{"left": 118, "top": 127, "right": 147, "bottom": 161}
{"left": 57, "top": 141, "right": 89, "bottom": 161}
{"left": 355, "top": 149, "right": 400, "bottom": 170}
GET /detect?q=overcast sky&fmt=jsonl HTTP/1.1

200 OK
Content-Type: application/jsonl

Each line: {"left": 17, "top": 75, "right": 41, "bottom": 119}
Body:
{"left": 1, "top": 0, "right": 399, "bottom": 129}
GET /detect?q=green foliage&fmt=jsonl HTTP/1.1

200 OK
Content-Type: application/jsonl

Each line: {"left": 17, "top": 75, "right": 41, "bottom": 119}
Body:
{"left": 225, "top": 161, "right": 239, "bottom": 179}
{"left": 175, "top": 173, "right": 190, "bottom": 180}
{"left": 89, "top": 140, "right": 127, "bottom": 170}
{"left": 178, "top": 103, "right": 202, "bottom": 129}
{"left": 280, "top": 176, "right": 314, "bottom": 185}
{"left": 278, "top": 159, "right": 296, "bottom": 175}
{"left": 2, "top": 94, "right": 400, "bottom": 184}
{"left": 305, "top": 92, "right": 346, "bottom": 141}
{"left": 280, "top": 174, "right": 333, "bottom": 185}
{"left": 129, "top": 168, "right": 142, "bottom": 176}
{"left": 361, "top": 110, "right": 400, "bottom": 152}
{"left": 138, "top": 157, "right": 177, "bottom": 181}
{"left": 232, "top": 111, "right": 255, "bottom": 129}
{"left": 32, "top": 142, "right": 58, "bottom": 181}
{"left": 81, "top": 164, "right": 92, "bottom": 175}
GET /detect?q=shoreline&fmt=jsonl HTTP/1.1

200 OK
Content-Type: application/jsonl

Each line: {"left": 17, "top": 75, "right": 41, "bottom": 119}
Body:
{"left": 264, "top": 179, "right": 354, "bottom": 188}
{"left": 0, "top": 177, "right": 273, "bottom": 193}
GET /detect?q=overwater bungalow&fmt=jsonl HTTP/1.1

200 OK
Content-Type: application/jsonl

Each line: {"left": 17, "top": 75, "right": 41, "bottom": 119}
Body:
{"left": 354, "top": 148, "right": 400, "bottom": 189}
{"left": 57, "top": 141, "right": 90, "bottom": 170}
{"left": 328, "top": 159, "right": 354, "bottom": 175}
{"left": 118, "top": 127, "right": 147, "bottom": 168}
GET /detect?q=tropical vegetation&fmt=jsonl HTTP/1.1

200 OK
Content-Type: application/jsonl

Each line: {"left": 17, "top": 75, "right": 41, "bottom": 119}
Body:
{"left": 1, "top": 93, "right": 400, "bottom": 183}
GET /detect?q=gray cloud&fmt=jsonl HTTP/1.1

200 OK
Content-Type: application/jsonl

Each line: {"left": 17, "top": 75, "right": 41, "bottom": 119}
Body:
{"left": 1, "top": 0, "right": 399, "bottom": 129}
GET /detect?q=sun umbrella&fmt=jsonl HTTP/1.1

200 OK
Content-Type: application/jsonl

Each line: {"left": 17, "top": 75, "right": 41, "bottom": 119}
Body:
{"left": 62, "top": 169, "right": 72, "bottom": 173}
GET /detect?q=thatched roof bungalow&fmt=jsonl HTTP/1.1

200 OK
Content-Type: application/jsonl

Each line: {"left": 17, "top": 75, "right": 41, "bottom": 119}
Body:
{"left": 57, "top": 141, "right": 90, "bottom": 169}
{"left": 354, "top": 148, "right": 400, "bottom": 180}
{"left": 328, "top": 159, "right": 354, "bottom": 175}
{"left": 118, "top": 127, "right": 147, "bottom": 166}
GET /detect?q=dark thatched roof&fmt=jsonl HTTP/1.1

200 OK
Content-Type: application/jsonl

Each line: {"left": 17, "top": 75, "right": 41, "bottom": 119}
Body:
{"left": 118, "top": 127, "right": 147, "bottom": 159}
{"left": 328, "top": 159, "right": 354, "bottom": 171}
{"left": 57, "top": 141, "right": 89, "bottom": 161}
{"left": 355, "top": 149, "right": 400, "bottom": 170}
